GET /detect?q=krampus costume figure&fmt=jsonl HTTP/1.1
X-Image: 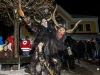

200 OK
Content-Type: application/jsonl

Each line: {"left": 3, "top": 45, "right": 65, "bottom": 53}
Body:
{"left": 64, "top": 36, "right": 79, "bottom": 69}
{"left": 17, "top": 1, "right": 82, "bottom": 75}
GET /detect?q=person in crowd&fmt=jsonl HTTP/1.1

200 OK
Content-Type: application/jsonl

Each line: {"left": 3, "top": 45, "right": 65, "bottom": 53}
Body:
{"left": 84, "top": 40, "right": 88, "bottom": 60}
{"left": 95, "top": 38, "right": 99, "bottom": 62}
{"left": 0, "top": 45, "right": 13, "bottom": 58}
{"left": 0, "top": 45, "right": 13, "bottom": 70}
{"left": 78, "top": 40, "right": 85, "bottom": 60}
{"left": 91, "top": 38, "right": 97, "bottom": 62}
{"left": 92, "top": 38, "right": 99, "bottom": 62}
{"left": 0, "top": 35, "right": 4, "bottom": 51}
{"left": 19, "top": 39, "right": 23, "bottom": 55}
{"left": 6, "top": 34, "right": 14, "bottom": 51}
{"left": 3, "top": 40, "right": 12, "bottom": 51}
{"left": 98, "top": 38, "right": 100, "bottom": 60}
{"left": 20, "top": 36, "right": 32, "bottom": 56}
{"left": 86, "top": 39, "right": 92, "bottom": 60}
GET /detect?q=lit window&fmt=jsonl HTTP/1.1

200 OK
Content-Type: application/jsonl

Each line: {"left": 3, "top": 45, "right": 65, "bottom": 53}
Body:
{"left": 86, "top": 24, "right": 91, "bottom": 31}
{"left": 78, "top": 24, "right": 83, "bottom": 31}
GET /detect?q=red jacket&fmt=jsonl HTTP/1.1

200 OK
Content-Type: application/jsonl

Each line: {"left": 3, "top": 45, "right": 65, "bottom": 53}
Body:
{"left": 7, "top": 36, "right": 14, "bottom": 50}
{"left": 20, "top": 39, "right": 32, "bottom": 52}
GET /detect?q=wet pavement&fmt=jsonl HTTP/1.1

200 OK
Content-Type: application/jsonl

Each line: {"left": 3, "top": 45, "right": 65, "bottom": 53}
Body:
{"left": 0, "top": 60, "right": 100, "bottom": 75}
{"left": 74, "top": 60, "right": 100, "bottom": 75}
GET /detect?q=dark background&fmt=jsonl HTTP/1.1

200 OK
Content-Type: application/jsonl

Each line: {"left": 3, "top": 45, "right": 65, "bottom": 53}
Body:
{"left": 55, "top": 0, "right": 100, "bottom": 32}
{"left": 0, "top": 0, "right": 100, "bottom": 41}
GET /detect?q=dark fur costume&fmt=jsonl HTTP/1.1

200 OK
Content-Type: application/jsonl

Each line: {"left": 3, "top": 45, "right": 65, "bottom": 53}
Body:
{"left": 45, "top": 28, "right": 65, "bottom": 75}
{"left": 26, "top": 23, "right": 52, "bottom": 47}
{"left": 64, "top": 36, "right": 79, "bottom": 69}
{"left": 25, "top": 24, "right": 65, "bottom": 75}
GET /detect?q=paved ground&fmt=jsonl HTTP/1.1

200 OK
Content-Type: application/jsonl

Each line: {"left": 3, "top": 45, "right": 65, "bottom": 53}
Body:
{"left": 75, "top": 60, "right": 100, "bottom": 75}
{"left": 0, "top": 60, "right": 100, "bottom": 75}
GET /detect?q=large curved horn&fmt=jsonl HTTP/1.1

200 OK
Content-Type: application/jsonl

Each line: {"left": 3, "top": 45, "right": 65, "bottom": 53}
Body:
{"left": 34, "top": 16, "right": 40, "bottom": 23}
{"left": 52, "top": 4, "right": 59, "bottom": 27}
{"left": 17, "top": 0, "right": 25, "bottom": 17}
{"left": 66, "top": 20, "right": 82, "bottom": 33}
{"left": 47, "top": 13, "right": 52, "bottom": 21}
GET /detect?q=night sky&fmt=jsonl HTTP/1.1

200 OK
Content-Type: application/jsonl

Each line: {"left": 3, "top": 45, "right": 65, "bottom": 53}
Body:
{"left": 55, "top": 0, "right": 100, "bottom": 32}
{"left": 1, "top": 0, "right": 100, "bottom": 38}
{"left": 55, "top": 0, "right": 100, "bottom": 17}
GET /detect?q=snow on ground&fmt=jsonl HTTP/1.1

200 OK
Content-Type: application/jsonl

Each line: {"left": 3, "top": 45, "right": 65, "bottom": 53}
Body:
{"left": 0, "top": 68, "right": 73, "bottom": 75}
{"left": 0, "top": 68, "right": 29, "bottom": 75}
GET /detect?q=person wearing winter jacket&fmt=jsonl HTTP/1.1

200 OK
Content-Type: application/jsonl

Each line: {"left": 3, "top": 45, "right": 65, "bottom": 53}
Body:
{"left": 6, "top": 34, "right": 14, "bottom": 51}
{"left": 0, "top": 36, "right": 4, "bottom": 51}
{"left": 20, "top": 36, "right": 32, "bottom": 56}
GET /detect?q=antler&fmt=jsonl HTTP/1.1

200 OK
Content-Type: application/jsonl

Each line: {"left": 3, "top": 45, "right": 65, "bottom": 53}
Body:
{"left": 34, "top": 13, "right": 52, "bottom": 23}
{"left": 17, "top": 0, "right": 25, "bottom": 17}
{"left": 66, "top": 20, "right": 82, "bottom": 33}
{"left": 47, "top": 13, "right": 52, "bottom": 21}
{"left": 34, "top": 16, "right": 40, "bottom": 23}
{"left": 32, "top": 0, "right": 54, "bottom": 23}
{"left": 17, "top": 0, "right": 37, "bottom": 17}
{"left": 17, "top": 0, "right": 54, "bottom": 23}
{"left": 52, "top": 4, "right": 82, "bottom": 33}
{"left": 52, "top": 4, "right": 59, "bottom": 27}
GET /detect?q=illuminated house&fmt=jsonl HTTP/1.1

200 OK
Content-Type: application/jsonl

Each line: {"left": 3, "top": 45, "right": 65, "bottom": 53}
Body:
{"left": 20, "top": 5, "right": 99, "bottom": 40}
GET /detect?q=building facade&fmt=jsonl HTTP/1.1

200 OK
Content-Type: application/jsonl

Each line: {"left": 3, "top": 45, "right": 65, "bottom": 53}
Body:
{"left": 20, "top": 5, "right": 99, "bottom": 40}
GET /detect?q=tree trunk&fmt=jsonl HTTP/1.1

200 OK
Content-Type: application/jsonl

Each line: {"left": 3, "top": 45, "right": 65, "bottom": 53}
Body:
{"left": 14, "top": 21, "right": 19, "bottom": 57}
{"left": 13, "top": 14, "right": 19, "bottom": 70}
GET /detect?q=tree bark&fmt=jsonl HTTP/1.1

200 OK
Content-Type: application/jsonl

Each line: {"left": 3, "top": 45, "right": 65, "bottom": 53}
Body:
{"left": 13, "top": 13, "right": 19, "bottom": 70}
{"left": 14, "top": 20, "right": 19, "bottom": 58}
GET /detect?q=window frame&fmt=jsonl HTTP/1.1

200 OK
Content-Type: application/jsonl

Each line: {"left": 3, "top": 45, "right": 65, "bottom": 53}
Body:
{"left": 70, "top": 24, "right": 75, "bottom": 29}
{"left": 77, "top": 24, "right": 84, "bottom": 32}
{"left": 85, "top": 23, "right": 92, "bottom": 32}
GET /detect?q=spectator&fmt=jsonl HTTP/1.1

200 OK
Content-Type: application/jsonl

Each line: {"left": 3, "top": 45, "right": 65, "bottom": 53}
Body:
{"left": 0, "top": 45, "right": 13, "bottom": 70}
{"left": 0, "top": 35, "right": 4, "bottom": 51}
{"left": 0, "top": 45, "right": 13, "bottom": 58}
{"left": 19, "top": 39, "right": 23, "bottom": 55}
{"left": 86, "top": 40, "right": 92, "bottom": 60}
{"left": 6, "top": 34, "right": 14, "bottom": 51}
{"left": 84, "top": 40, "right": 88, "bottom": 60}
{"left": 78, "top": 40, "right": 85, "bottom": 60}
{"left": 91, "top": 38, "right": 97, "bottom": 62}
{"left": 3, "top": 40, "right": 12, "bottom": 51}
{"left": 93, "top": 38, "right": 99, "bottom": 62}
{"left": 98, "top": 38, "right": 100, "bottom": 60}
{"left": 20, "top": 36, "right": 32, "bottom": 56}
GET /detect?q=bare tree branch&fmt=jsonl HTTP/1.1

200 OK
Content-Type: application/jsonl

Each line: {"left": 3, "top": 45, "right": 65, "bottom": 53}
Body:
{"left": 5, "top": 5, "right": 13, "bottom": 23}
